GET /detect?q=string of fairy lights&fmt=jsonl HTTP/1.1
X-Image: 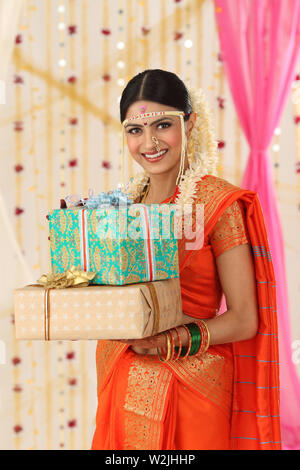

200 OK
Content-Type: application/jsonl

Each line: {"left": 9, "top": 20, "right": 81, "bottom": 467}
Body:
{"left": 57, "top": 2, "right": 67, "bottom": 450}
{"left": 116, "top": 0, "right": 196, "bottom": 187}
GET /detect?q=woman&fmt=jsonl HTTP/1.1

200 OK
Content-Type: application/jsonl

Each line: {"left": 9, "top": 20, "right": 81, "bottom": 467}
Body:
{"left": 91, "top": 69, "right": 281, "bottom": 450}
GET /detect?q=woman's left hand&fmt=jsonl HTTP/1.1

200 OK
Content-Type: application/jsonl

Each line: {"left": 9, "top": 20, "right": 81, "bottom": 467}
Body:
{"left": 116, "top": 333, "right": 167, "bottom": 354}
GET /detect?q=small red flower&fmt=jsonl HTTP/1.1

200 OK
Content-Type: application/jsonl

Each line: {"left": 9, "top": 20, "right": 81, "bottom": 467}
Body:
{"left": 11, "top": 314, "right": 15, "bottom": 324}
{"left": 60, "top": 443, "right": 65, "bottom": 448}
{"left": 294, "top": 116, "right": 300, "bottom": 124}
{"left": 217, "top": 140, "right": 226, "bottom": 149}
{"left": 217, "top": 52, "right": 224, "bottom": 62}
{"left": 68, "top": 378, "right": 77, "bottom": 386}
{"left": 69, "top": 117, "right": 78, "bottom": 126}
{"left": 13, "top": 385, "right": 23, "bottom": 392}
{"left": 141, "top": 27, "right": 151, "bottom": 35}
{"left": 15, "top": 207, "right": 24, "bottom": 216}
{"left": 102, "top": 160, "right": 111, "bottom": 169}
{"left": 13, "top": 425, "right": 23, "bottom": 433}
{"left": 61, "top": 182, "right": 66, "bottom": 187}
{"left": 102, "top": 74, "right": 111, "bottom": 82}
{"left": 68, "top": 25, "right": 77, "bottom": 35}
{"left": 295, "top": 74, "right": 300, "bottom": 81}
{"left": 174, "top": 0, "right": 182, "bottom": 2}
{"left": 217, "top": 97, "right": 225, "bottom": 109}
{"left": 296, "top": 162, "right": 300, "bottom": 173}
{"left": 174, "top": 31, "right": 183, "bottom": 41}
{"left": 14, "top": 121, "right": 23, "bottom": 132}
{"left": 68, "top": 159, "right": 78, "bottom": 168}
{"left": 14, "top": 75, "right": 24, "bottom": 84}
{"left": 14, "top": 164, "right": 24, "bottom": 173}
{"left": 66, "top": 351, "right": 75, "bottom": 360}
{"left": 68, "top": 75, "right": 77, "bottom": 84}
{"left": 15, "top": 34, "right": 22, "bottom": 45}
{"left": 68, "top": 419, "right": 77, "bottom": 428}
{"left": 101, "top": 28, "right": 111, "bottom": 35}
{"left": 12, "top": 357, "right": 21, "bottom": 366}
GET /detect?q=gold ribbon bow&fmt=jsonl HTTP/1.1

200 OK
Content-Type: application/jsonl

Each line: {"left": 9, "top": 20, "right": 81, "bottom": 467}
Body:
{"left": 33, "top": 267, "right": 96, "bottom": 340}
{"left": 37, "top": 266, "right": 96, "bottom": 289}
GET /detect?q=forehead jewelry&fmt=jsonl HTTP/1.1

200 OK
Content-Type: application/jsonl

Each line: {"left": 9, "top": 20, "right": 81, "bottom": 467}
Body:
{"left": 121, "top": 110, "right": 187, "bottom": 187}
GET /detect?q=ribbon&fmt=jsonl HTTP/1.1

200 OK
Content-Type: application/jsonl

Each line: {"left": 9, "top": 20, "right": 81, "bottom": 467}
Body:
{"left": 79, "top": 188, "right": 133, "bottom": 209}
{"left": 37, "top": 266, "right": 96, "bottom": 289}
{"left": 44, "top": 287, "right": 51, "bottom": 340}
{"left": 32, "top": 267, "right": 96, "bottom": 340}
{"left": 140, "top": 205, "right": 156, "bottom": 282}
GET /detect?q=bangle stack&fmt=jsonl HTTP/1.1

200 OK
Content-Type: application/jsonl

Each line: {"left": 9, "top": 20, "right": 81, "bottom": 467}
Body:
{"left": 157, "top": 320, "right": 210, "bottom": 363}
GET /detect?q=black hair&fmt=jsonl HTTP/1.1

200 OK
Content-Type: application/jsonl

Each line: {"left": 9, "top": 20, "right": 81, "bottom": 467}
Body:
{"left": 120, "top": 69, "right": 192, "bottom": 123}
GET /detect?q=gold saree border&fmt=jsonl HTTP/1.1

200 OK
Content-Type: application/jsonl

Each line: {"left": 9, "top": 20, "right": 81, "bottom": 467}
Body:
{"left": 177, "top": 175, "right": 246, "bottom": 269}
{"left": 123, "top": 355, "right": 173, "bottom": 450}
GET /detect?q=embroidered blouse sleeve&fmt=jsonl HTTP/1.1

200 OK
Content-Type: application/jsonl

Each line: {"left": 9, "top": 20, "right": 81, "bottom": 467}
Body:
{"left": 209, "top": 199, "right": 250, "bottom": 258}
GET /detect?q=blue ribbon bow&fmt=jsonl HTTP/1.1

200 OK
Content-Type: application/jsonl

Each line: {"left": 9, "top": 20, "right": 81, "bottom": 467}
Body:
{"left": 79, "top": 189, "right": 133, "bottom": 209}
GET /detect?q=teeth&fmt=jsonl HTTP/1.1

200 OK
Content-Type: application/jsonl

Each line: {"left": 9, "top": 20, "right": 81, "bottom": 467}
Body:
{"left": 144, "top": 149, "right": 167, "bottom": 158}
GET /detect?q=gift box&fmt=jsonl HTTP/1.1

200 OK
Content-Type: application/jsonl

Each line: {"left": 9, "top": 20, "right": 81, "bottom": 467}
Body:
{"left": 13, "top": 277, "right": 183, "bottom": 340}
{"left": 48, "top": 202, "right": 179, "bottom": 285}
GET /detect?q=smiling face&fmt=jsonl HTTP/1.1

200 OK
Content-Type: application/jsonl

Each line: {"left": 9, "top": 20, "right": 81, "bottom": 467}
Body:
{"left": 124, "top": 100, "right": 193, "bottom": 178}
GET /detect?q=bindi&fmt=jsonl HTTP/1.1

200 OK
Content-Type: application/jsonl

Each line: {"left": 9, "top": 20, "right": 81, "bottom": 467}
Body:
{"left": 140, "top": 105, "right": 147, "bottom": 125}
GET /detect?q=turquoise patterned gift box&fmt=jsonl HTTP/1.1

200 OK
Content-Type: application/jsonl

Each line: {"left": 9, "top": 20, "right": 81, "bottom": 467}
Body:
{"left": 48, "top": 204, "right": 179, "bottom": 285}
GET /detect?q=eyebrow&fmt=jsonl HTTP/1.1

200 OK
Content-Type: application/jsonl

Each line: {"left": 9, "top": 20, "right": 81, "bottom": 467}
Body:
{"left": 124, "top": 117, "right": 174, "bottom": 129}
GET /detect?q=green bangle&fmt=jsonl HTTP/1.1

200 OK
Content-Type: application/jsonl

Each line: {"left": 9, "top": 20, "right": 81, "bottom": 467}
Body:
{"left": 175, "top": 324, "right": 202, "bottom": 357}
{"left": 186, "top": 323, "right": 202, "bottom": 356}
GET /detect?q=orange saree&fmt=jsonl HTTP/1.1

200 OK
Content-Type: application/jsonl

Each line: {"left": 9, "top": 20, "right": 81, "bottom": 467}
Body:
{"left": 91, "top": 175, "right": 281, "bottom": 450}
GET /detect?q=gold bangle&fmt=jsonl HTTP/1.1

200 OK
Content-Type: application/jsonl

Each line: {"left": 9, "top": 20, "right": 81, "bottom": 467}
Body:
{"left": 200, "top": 320, "right": 211, "bottom": 352}
{"left": 205, "top": 322, "right": 211, "bottom": 352}
{"left": 157, "top": 331, "right": 172, "bottom": 362}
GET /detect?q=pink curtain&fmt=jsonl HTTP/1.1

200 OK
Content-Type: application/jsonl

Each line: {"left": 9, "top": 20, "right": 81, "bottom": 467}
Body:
{"left": 214, "top": 0, "right": 300, "bottom": 450}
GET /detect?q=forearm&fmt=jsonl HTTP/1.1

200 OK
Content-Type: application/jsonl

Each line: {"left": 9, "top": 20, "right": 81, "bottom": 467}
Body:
{"left": 123, "top": 308, "right": 258, "bottom": 356}
{"left": 176, "top": 309, "right": 258, "bottom": 349}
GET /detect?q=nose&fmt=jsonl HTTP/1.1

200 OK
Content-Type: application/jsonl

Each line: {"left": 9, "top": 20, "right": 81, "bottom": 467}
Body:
{"left": 142, "top": 129, "right": 160, "bottom": 152}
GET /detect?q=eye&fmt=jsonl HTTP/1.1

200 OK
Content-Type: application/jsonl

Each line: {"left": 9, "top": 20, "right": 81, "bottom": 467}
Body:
{"left": 126, "top": 121, "right": 172, "bottom": 135}
{"left": 158, "top": 122, "right": 172, "bottom": 130}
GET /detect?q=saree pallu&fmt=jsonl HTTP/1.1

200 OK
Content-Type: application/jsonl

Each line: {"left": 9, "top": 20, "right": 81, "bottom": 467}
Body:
{"left": 91, "top": 175, "right": 281, "bottom": 450}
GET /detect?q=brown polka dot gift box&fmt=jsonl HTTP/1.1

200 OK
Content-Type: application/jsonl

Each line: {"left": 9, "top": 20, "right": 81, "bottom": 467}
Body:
{"left": 13, "top": 276, "right": 182, "bottom": 340}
